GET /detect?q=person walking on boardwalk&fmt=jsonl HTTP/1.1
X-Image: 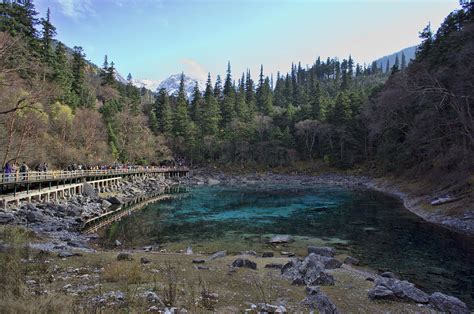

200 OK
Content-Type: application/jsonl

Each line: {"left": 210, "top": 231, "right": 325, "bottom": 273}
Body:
{"left": 3, "top": 162, "right": 12, "bottom": 182}
{"left": 19, "top": 162, "right": 29, "bottom": 181}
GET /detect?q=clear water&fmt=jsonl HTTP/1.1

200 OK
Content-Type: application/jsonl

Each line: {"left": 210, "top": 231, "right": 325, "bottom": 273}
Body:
{"left": 105, "top": 184, "right": 474, "bottom": 306}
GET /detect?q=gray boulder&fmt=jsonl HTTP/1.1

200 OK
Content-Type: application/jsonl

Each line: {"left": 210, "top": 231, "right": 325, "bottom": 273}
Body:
{"left": 107, "top": 196, "right": 123, "bottom": 205}
{"left": 302, "top": 286, "right": 340, "bottom": 314}
{"left": 369, "top": 277, "right": 429, "bottom": 304}
{"left": 344, "top": 256, "right": 360, "bottom": 265}
{"left": 429, "top": 292, "right": 470, "bottom": 314}
{"left": 140, "top": 257, "right": 151, "bottom": 264}
{"left": 368, "top": 285, "right": 396, "bottom": 300}
{"left": 58, "top": 251, "right": 79, "bottom": 258}
{"left": 207, "top": 250, "right": 226, "bottom": 260}
{"left": 117, "top": 252, "right": 132, "bottom": 261}
{"left": 83, "top": 183, "right": 99, "bottom": 199}
{"left": 0, "top": 213, "right": 15, "bottom": 224}
{"left": 262, "top": 252, "right": 274, "bottom": 258}
{"left": 231, "top": 258, "right": 257, "bottom": 270}
{"left": 265, "top": 263, "right": 284, "bottom": 269}
{"left": 307, "top": 253, "right": 342, "bottom": 269}
{"left": 307, "top": 246, "right": 336, "bottom": 257}
{"left": 101, "top": 200, "right": 112, "bottom": 209}
{"left": 269, "top": 235, "right": 293, "bottom": 244}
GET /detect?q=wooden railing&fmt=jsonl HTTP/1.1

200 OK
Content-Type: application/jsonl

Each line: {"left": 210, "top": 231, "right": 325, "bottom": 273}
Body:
{"left": 0, "top": 167, "right": 189, "bottom": 185}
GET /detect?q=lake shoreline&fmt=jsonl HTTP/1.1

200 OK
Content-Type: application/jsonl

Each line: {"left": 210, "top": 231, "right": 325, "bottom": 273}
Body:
{"left": 187, "top": 168, "right": 474, "bottom": 237}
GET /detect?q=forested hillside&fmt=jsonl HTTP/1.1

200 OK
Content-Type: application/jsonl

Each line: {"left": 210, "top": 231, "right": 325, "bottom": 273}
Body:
{"left": 0, "top": 1, "right": 472, "bottom": 184}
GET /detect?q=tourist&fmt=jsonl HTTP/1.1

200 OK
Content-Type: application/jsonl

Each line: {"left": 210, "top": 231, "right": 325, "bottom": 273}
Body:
{"left": 19, "top": 162, "right": 29, "bottom": 181}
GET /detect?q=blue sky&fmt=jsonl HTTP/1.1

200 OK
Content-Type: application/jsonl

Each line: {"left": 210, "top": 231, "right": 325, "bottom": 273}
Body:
{"left": 34, "top": 0, "right": 459, "bottom": 83}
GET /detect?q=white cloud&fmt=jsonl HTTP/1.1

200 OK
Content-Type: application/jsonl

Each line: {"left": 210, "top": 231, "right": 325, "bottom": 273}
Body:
{"left": 54, "top": 0, "right": 93, "bottom": 19}
{"left": 181, "top": 59, "right": 207, "bottom": 82}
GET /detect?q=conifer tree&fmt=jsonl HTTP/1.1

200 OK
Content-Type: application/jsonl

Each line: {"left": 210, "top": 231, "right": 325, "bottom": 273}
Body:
{"left": 40, "top": 8, "right": 56, "bottom": 65}
{"left": 401, "top": 52, "right": 407, "bottom": 71}
{"left": 385, "top": 60, "right": 390, "bottom": 73}
{"left": 223, "top": 61, "right": 234, "bottom": 98}
{"left": 155, "top": 88, "right": 173, "bottom": 133}
{"left": 201, "top": 73, "right": 221, "bottom": 136}
{"left": 190, "top": 82, "right": 202, "bottom": 123}
{"left": 71, "top": 46, "right": 87, "bottom": 108}
{"left": 214, "top": 75, "right": 223, "bottom": 101}
{"left": 173, "top": 73, "right": 191, "bottom": 137}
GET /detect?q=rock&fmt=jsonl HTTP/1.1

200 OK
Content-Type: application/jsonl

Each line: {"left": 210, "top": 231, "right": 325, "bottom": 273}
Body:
{"left": 302, "top": 287, "right": 340, "bottom": 314}
{"left": 192, "top": 259, "right": 205, "bottom": 264}
{"left": 194, "top": 265, "right": 210, "bottom": 270}
{"left": 58, "top": 251, "right": 79, "bottom": 258}
{"left": 242, "top": 250, "right": 257, "bottom": 256}
{"left": 231, "top": 258, "right": 257, "bottom": 270}
{"left": 141, "top": 257, "right": 151, "bottom": 264}
{"left": 265, "top": 263, "right": 284, "bottom": 269}
{"left": 262, "top": 252, "right": 274, "bottom": 258}
{"left": 369, "top": 277, "right": 430, "bottom": 304}
{"left": 148, "top": 306, "right": 160, "bottom": 312}
{"left": 429, "top": 292, "right": 470, "bottom": 313}
{"left": 101, "top": 200, "right": 112, "bottom": 209}
{"left": 380, "top": 271, "right": 397, "bottom": 279}
{"left": 67, "top": 241, "right": 88, "bottom": 249}
{"left": 207, "top": 178, "right": 220, "bottom": 185}
{"left": 107, "top": 196, "right": 123, "bottom": 205}
{"left": 281, "top": 251, "right": 295, "bottom": 257}
{"left": 143, "top": 246, "right": 153, "bottom": 252}
{"left": 344, "top": 256, "right": 360, "bottom": 265}
{"left": 208, "top": 250, "right": 226, "bottom": 260}
{"left": 143, "top": 290, "right": 163, "bottom": 305}
{"left": 82, "top": 183, "right": 99, "bottom": 200}
{"left": 117, "top": 252, "right": 132, "bottom": 261}
{"left": 186, "top": 246, "right": 193, "bottom": 255}
{"left": 26, "top": 211, "right": 44, "bottom": 223}
{"left": 0, "top": 213, "right": 15, "bottom": 224}
{"left": 307, "top": 246, "right": 335, "bottom": 257}
{"left": 368, "top": 285, "right": 396, "bottom": 300}
{"left": 269, "top": 235, "right": 293, "bottom": 244}
{"left": 115, "top": 240, "right": 122, "bottom": 246}
{"left": 307, "top": 253, "right": 342, "bottom": 269}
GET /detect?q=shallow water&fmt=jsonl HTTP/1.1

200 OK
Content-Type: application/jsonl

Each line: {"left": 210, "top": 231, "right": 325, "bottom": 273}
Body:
{"left": 105, "top": 184, "right": 474, "bottom": 306}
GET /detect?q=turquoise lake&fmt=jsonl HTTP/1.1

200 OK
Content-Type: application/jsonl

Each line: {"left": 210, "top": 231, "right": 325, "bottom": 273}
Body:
{"left": 105, "top": 184, "right": 474, "bottom": 306}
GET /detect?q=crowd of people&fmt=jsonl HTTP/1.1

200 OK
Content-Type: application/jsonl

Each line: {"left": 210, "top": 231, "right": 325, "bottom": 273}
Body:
{"left": 2, "top": 159, "right": 188, "bottom": 183}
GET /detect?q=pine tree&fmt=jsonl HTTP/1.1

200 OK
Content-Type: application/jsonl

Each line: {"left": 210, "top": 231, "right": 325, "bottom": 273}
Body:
{"left": 201, "top": 73, "right": 221, "bottom": 136}
{"left": 155, "top": 88, "right": 173, "bottom": 133}
{"left": 53, "top": 42, "right": 73, "bottom": 102}
{"left": 309, "top": 80, "right": 322, "bottom": 120}
{"left": 213, "top": 75, "right": 223, "bottom": 101}
{"left": 394, "top": 54, "right": 400, "bottom": 69}
{"left": 385, "top": 60, "right": 390, "bottom": 73}
{"left": 401, "top": 52, "right": 407, "bottom": 71}
{"left": 71, "top": 46, "right": 86, "bottom": 108}
{"left": 40, "top": 8, "right": 56, "bottom": 65}
{"left": 245, "top": 70, "right": 256, "bottom": 112}
{"left": 173, "top": 73, "right": 191, "bottom": 137}
{"left": 223, "top": 61, "right": 234, "bottom": 98}
{"left": 190, "top": 82, "right": 202, "bottom": 123}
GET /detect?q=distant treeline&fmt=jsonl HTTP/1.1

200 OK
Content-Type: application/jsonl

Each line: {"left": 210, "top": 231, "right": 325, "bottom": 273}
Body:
{"left": 0, "top": 1, "right": 472, "bottom": 183}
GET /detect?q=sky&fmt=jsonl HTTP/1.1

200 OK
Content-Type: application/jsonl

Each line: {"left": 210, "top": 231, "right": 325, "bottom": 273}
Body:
{"left": 34, "top": 0, "right": 460, "bottom": 84}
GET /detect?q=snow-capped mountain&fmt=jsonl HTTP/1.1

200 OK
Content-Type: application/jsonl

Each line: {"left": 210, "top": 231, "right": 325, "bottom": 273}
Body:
{"left": 156, "top": 74, "right": 205, "bottom": 99}
{"left": 132, "top": 79, "right": 161, "bottom": 91}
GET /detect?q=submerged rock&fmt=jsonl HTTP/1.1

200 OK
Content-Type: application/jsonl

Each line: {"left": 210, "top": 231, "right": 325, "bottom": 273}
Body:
{"left": 231, "top": 258, "right": 257, "bottom": 270}
{"left": 192, "top": 259, "right": 205, "bottom": 264}
{"left": 262, "top": 252, "right": 274, "bottom": 258}
{"left": 429, "top": 292, "right": 470, "bottom": 313}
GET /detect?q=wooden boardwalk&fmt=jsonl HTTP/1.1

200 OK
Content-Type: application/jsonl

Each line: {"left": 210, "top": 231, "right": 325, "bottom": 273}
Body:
{"left": 0, "top": 167, "right": 189, "bottom": 210}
